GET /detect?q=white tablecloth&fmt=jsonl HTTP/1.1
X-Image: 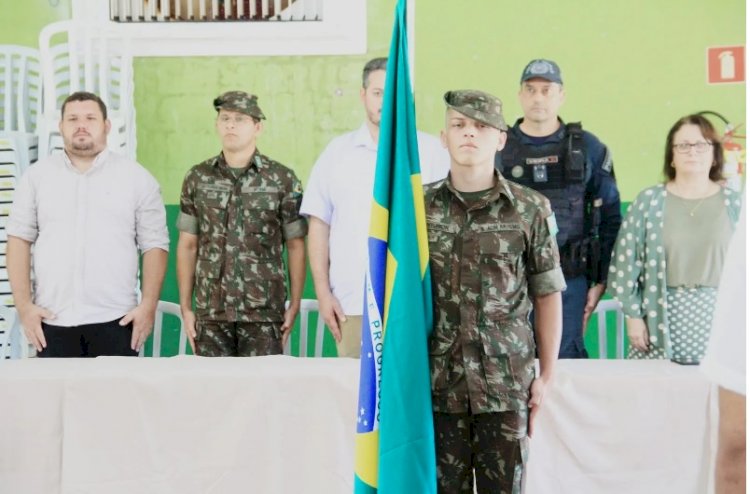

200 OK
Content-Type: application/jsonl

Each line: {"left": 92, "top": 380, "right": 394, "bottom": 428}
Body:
{"left": 0, "top": 358, "right": 713, "bottom": 494}
{"left": 525, "top": 360, "right": 714, "bottom": 494}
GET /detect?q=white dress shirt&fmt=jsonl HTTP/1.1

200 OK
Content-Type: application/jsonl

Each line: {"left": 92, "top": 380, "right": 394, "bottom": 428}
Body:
{"left": 701, "top": 198, "right": 746, "bottom": 395}
{"left": 300, "top": 123, "right": 449, "bottom": 315}
{"left": 7, "top": 150, "right": 169, "bottom": 327}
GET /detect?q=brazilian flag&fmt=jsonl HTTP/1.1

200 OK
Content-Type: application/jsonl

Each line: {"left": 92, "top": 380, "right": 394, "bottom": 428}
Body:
{"left": 353, "top": 0, "right": 436, "bottom": 492}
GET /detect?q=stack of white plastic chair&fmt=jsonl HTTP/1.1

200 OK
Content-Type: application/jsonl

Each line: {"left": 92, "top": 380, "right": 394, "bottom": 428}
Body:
{"left": 0, "top": 45, "right": 41, "bottom": 313}
{"left": 37, "top": 21, "right": 136, "bottom": 160}
{"left": 0, "top": 45, "right": 41, "bottom": 175}
{"left": 0, "top": 305, "right": 32, "bottom": 360}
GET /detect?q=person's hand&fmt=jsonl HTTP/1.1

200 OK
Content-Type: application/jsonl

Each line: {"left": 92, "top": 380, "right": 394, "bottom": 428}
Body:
{"left": 181, "top": 307, "right": 198, "bottom": 354}
{"left": 17, "top": 302, "right": 54, "bottom": 353}
{"left": 318, "top": 292, "right": 346, "bottom": 343}
{"left": 528, "top": 377, "right": 550, "bottom": 439}
{"left": 281, "top": 302, "right": 300, "bottom": 348}
{"left": 582, "top": 283, "right": 606, "bottom": 336}
{"left": 119, "top": 301, "right": 156, "bottom": 351}
{"left": 626, "top": 317, "right": 650, "bottom": 352}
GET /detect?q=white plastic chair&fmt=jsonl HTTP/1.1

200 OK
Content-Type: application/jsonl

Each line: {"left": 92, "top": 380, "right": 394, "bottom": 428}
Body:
{"left": 0, "top": 47, "right": 34, "bottom": 310}
{"left": 0, "top": 45, "right": 41, "bottom": 175}
{"left": 0, "top": 139, "right": 22, "bottom": 234}
{"left": 0, "top": 305, "right": 32, "bottom": 359}
{"left": 139, "top": 301, "right": 188, "bottom": 358}
{"left": 592, "top": 299, "right": 625, "bottom": 359}
{"left": 0, "top": 301, "right": 186, "bottom": 359}
{"left": 0, "top": 138, "right": 22, "bottom": 185}
{"left": 37, "top": 21, "right": 135, "bottom": 159}
{"left": 284, "top": 298, "right": 326, "bottom": 357}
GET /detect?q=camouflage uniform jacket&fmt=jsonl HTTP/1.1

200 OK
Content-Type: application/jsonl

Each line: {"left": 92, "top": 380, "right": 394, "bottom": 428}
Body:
{"left": 424, "top": 170, "right": 566, "bottom": 414}
{"left": 177, "top": 151, "right": 307, "bottom": 322}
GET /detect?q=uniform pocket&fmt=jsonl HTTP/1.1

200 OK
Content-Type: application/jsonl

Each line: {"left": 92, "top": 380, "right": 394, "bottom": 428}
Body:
{"left": 242, "top": 262, "right": 285, "bottom": 312}
{"left": 195, "top": 259, "right": 222, "bottom": 309}
{"left": 241, "top": 190, "right": 280, "bottom": 227}
{"left": 427, "top": 221, "right": 458, "bottom": 314}
{"left": 196, "top": 187, "right": 231, "bottom": 236}
{"left": 241, "top": 192, "right": 282, "bottom": 259}
{"left": 479, "top": 246, "right": 522, "bottom": 321}
{"left": 428, "top": 330, "right": 459, "bottom": 394}
{"left": 478, "top": 324, "right": 535, "bottom": 403}
{"left": 428, "top": 231, "right": 451, "bottom": 296}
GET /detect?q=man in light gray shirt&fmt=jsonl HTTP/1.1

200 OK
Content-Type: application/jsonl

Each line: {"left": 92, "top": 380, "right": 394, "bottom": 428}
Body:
{"left": 7, "top": 91, "right": 169, "bottom": 357}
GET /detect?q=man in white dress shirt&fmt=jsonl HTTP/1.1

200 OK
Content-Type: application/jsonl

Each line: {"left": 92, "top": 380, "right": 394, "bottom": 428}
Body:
{"left": 301, "top": 57, "right": 449, "bottom": 357}
{"left": 6, "top": 91, "right": 169, "bottom": 357}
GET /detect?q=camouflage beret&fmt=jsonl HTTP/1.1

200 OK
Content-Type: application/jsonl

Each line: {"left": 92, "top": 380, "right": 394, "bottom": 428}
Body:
{"left": 213, "top": 90, "right": 266, "bottom": 120}
{"left": 443, "top": 89, "right": 507, "bottom": 131}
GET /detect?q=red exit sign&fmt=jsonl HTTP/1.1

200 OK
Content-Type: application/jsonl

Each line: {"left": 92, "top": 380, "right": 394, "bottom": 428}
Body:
{"left": 707, "top": 46, "right": 745, "bottom": 84}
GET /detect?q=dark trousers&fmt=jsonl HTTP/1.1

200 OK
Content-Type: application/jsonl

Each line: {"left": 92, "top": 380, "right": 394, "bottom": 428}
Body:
{"left": 531, "top": 274, "right": 589, "bottom": 359}
{"left": 434, "top": 410, "right": 528, "bottom": 494}
{"left": 559, "top": 275, "right": 589, "bottom": 358}
{"left": 37, "top": 318, "right": 137, "bottom": 358}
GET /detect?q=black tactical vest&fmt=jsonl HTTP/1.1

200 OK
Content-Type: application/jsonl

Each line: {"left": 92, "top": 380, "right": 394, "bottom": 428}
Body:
{"left": 496, "top": 123, "right": 587, "bottom": 250}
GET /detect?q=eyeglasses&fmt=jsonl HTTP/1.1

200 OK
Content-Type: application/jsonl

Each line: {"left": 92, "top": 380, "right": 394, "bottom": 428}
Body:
{"left": 672, "top": 141, "right": 713, "bottom": 154}
{"left": 218, "top": 114, "right": 254, "bottom": 125}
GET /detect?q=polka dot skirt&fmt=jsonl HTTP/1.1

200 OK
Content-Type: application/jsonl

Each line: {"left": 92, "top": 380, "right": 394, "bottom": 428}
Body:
{"left": 627, "top": 286, "right": 717, "bottom": 362}
{"left": 666, "top": 286, "right": 717, "bottom": 364}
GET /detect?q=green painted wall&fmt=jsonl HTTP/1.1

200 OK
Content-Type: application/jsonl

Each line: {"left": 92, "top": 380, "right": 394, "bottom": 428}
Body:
{"left": 135, "top": 0, "right": 394, "bottom": 203}
{"left": 414, "top": 0, "right": 746, "bottom": 200}
{"left": 131, "top": 0, "right": 394, "bottom": 356}
{"left": 7, "top": 0, "right": 743, "bottom": 200}
{"left": 0, "top": 0, "right": 71, "bottom": 47}
{"left": 4, "top": 0, "right": 746, "bottom": 357}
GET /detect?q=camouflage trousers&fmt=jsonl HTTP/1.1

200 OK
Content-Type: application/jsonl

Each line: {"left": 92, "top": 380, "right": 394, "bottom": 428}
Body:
{"left": 434, "top": 410, "right": 528, "bottom": 494}
{"left": 195, "top": 320, "right": 283, "bottom": 357}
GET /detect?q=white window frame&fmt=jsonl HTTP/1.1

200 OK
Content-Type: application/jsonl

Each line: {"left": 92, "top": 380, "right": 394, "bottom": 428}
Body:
{"left": 71, "top": 0, "right": 366, "bottom": 57}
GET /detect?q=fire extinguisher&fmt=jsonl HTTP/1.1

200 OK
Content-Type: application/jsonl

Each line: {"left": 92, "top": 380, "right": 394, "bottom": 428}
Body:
{"left": 697, "top": 111, "right": 745, "bottom": 191}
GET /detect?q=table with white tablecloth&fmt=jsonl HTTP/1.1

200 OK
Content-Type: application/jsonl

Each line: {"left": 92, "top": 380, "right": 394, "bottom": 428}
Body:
{"left": 0, "top": 357, "right": 714, "bottom": 494}
{"left": 525, "top": 360, "right": 714, "bottom": 494}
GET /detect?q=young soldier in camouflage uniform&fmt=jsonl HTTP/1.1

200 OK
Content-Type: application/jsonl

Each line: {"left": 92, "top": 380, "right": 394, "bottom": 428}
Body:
{"left": 176, "top": 91, "right": 307, "bottom": 357}
{"left": 425, "top": 90, "right": 566, "bottom": 493}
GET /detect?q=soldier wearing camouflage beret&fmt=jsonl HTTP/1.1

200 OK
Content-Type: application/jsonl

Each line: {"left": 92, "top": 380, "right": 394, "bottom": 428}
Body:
{"left": 424, "top": 89, "right": 566, "bottom": 492}
{"left": 176, "top": 91, "right": 307, "bottom": 357}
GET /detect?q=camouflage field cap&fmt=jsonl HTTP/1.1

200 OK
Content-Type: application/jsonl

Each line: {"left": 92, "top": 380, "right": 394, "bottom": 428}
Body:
{"left": 213, "top": 90, "right": 266, "bottom": 120}
{"left": 443, "top": 89, "right": 507, "bottom": 131}
{"left": 520, "top": 59, "right": 563, "bottom": 84}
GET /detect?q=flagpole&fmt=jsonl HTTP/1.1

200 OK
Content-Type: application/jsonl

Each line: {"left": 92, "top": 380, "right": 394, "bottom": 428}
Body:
{"left": 353, "top": 1, "right": 436, "bottom": 491}
{"left": 407, "top": 0, "right": 415, "bottom": 91}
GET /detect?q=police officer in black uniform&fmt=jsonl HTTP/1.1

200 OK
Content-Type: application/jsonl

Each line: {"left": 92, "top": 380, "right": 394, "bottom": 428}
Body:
{"left": 496, "top": 59, "right": 622, "bottom": 358}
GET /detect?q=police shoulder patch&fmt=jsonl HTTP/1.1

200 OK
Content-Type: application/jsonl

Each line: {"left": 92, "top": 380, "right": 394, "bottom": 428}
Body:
{"left": 546, "top": 213, "right": 559, "bottom": 237}
{"left": 601, "top": 148, "right": 613, "bottom": 173}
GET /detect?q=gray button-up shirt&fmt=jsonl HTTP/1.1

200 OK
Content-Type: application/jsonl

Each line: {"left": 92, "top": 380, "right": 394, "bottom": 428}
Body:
{"left": 7, "top": 149, "right": 169, "bottom": 327}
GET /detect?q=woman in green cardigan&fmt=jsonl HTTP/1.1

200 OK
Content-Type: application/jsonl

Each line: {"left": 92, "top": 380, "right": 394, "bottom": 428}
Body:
{"left": 608, "top": 114, "right": 741, "bottom": 363}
